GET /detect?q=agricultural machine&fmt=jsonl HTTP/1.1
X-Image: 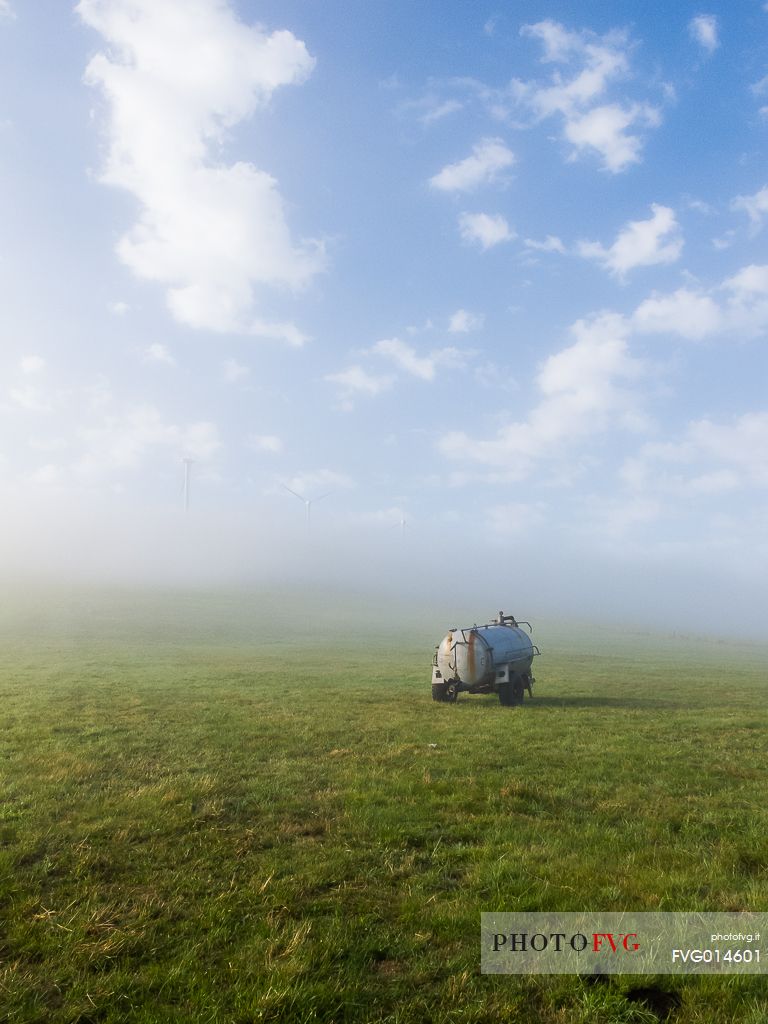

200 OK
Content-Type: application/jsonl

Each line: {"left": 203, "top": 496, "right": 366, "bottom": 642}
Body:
{"left": 432, "top": 611, "right": 540, "bottom": 706}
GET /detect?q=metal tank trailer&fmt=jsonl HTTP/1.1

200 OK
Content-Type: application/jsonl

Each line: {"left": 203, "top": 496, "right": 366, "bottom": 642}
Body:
{"left": 431, "top": 612, "right": 540, "bottom": 706}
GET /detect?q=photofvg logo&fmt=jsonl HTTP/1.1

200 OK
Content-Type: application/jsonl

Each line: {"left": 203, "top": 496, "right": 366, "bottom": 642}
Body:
{"left": 481, "top": 913, "right": 768, "bottom": 975}
{"left": 491, "top": 930, "right": 640, "bottom": 956}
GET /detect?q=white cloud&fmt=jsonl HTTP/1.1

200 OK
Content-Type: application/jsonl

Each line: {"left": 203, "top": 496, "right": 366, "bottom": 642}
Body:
{"left": 632, "top": 287, "right": 722, "bottom": 339}
{"left": 721, "top": 264, "right": 768, "bottom": 336}
{"left": 423, "top": 99, "right": 463, "bottom": 124}
{"left": 631, "top": 265, "right": 768, "bottom": 341}
{"left": 439, "top": 312, "right": 642, "bottom": 474}
{"left": 109, "top": 300, "right": 130, "bottom": 316}
{"left": 723, "top": 264, "right": 768, "bottom": 296}
{"left": 689, "top": 414, "right": 768, "bottom": 483}
{"left": 524, "top": 235, "right": 566, "bottom": 254}
{"left": 514, "top": 21, "right": 661, "bottom": 173}
{"left": 429, "top": 138, "right": 515, "bottom": 192}
{"left": 689, "top": 15, "right": 719, "bottom": 54}
{"left": 222, "top": 358, "right": 249, "bottom": 382}
{"left": 414, "top": 97, "right": 464, "bottom": 125}
{"left": 474, "top": 361, "right": 519, "bottom": 392}
{"left": 0, "top": 1, "right": 14, "bottom": 20}
{"left": 77, "top": 0, "right": 323, "bottom": 339}
{"left": 77, "top": 405, "right": 220, "bottom": 475}
{"left": 578, "top": 204, "right": 683, "bottom": 278}
{"left": 248, "top": 434, "right": 283, "bottom": 453}
{"left": 143, "top": 343, "right": 175, "bottom": 365}
{"left": 371, "top": 337, "right": 464, "bottom": 381}
{"left": 686, "top": 198, "right": 715, "bottom": 215}
{"left": 712, "top": 231, "right": 735, "bottom": 251}
{"left": 448, "top": 309, "right": 484, "bottom": 333}
{"left": 522, "top": 19, "right": 586, "bottom": 64}
{"left": 564, "top": 102, "right": 659, "bottom": 173}
{"left": 732, "top": 185, "right": 768, "bottom": 230}
{"left": 20, "top": 356, "right": 46, "bottom": 374}
{"left": 623, "top": 412, "right": 768, "bottom": 497}
{"left": 325, "top": 365, "right": 393, "bottom": 395}
{"left": 283, "top": 469, "right": 352, "bottom": 496}
{"left": 458, "top": 211, "right": 515, "bottom": 249}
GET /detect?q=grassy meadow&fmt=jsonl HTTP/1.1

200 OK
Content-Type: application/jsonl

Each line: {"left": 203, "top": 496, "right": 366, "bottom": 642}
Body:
{"left": 0, "top": 587, "right": 767, "bottom": 1023}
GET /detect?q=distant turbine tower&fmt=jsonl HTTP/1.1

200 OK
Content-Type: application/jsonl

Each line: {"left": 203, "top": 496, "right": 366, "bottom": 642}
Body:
{"left": 182, "top": 458, "right": 195, "bottom": 513}
{"left": 400, "top": 515, "right": 407, "bottom": 540}
{"left": 282, "top": 484, "right": 332, "bottom": 534}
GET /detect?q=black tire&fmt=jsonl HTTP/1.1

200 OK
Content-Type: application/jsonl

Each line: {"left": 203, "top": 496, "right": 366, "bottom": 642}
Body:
{"left": 498, "top": 681, "right": 525, "bottom": 706}
{"left": 497, "top": 682, "right": 514, "bottom": 706}
{"left": 432, "top": 682, "right": 449, "bottom": 702}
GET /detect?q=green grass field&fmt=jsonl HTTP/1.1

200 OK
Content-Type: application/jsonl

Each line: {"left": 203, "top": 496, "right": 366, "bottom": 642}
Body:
{"left": 1, "top": 588, "right": 767, "bottom": 1023}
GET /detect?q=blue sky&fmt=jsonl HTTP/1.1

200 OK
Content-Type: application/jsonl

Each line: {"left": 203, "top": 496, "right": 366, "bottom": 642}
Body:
{"left": 1, "top": 1, "right": 767, "bottom": 631}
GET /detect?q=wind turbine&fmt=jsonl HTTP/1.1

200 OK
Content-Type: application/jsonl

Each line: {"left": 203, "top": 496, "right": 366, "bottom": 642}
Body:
{"left": 282, "top": 484, "right": 332, "bottom": 534}
{"left": 182, "top": 458, "right": 195, "bottom": 513}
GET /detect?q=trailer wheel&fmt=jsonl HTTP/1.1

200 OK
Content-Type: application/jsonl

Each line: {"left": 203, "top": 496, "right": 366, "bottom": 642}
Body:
{"left": 497, "top": 682, "right": 514, "bottom": 706}
{"left": 432, "top": 682, "right": 449, "bottom": 702}
{"left": 498, "top": 681, "right": 524, "bottom": 706}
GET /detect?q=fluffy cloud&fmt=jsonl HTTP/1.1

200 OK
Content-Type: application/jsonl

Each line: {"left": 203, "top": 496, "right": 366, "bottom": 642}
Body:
{"left": 579, "top": 204, "right": 683, "bottom": 278}
{"left": 458, "top": 212, "right": 515, "bottom": 249}
{"left": 283, "top": 469, "right": 353, "bottom": 496}
{"left": 524, "top": 235, "right": 566, "bottom": 254}
{"left": 623, "top": 412, "right": 768, "bottom": 497}
{"left": 448, "top": 309, "right": 484, "bottom": 333}
{"left": 0, "top": 1, "right": 14, "bottom": 19}
{"left": 514, "top": 20, "right": 661, "bottom": 173}
{"left": 222, "top": 358, "right": 249, "bottom": 382}
{"left": 76, "top": 405, "right": 220, "bottom": 476}
{"left": 324, "top": 366, "right": 393, "bottom": 396}
{"left": 404, "top": 95, "right": 464, "bottom": 125}
{"left": 77, "top": 0, "right": 323, "bottom": 339}
{"left": 429, "top": 138, "right": 515, "bottom": 192}
{"left": 723, "top": 264, "right": 768, "bottom": 295}
{"left": 631, "top": 264, "right": 768, "bottom": 340}
{"left": 20, "top": 356, "right": 46, "bottom": 374}
{"left": 732, "top": 185, "right": 768, "bottom": 230}
{"left": 371, "top": 338, "right": 464, "bottom": 380}
{"left": 564, "top": 103, "right": 660, "bottom": 173}
{"left": 689, "top": 15, "right": 719, "bottom": 54}
{"left": 143, "top": 343, "right": 175, "bottom": 365}
{"left": 632, "top": 287, "right": 722, "bottom": 339}
{"left": 439, "top": 312, "right": 642, "bottom": 474}
{"left": 721, "top": 265, "right": 768, "bottom": 336}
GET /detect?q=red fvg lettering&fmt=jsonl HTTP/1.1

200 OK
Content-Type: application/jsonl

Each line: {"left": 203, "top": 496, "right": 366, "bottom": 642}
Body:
{"left": 592, "top": 933, "right": 640, "bottom": 952}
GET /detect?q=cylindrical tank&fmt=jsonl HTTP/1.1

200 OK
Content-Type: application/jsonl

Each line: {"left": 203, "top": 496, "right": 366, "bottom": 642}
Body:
{"left": 436, "top": 622, "right": 534, "bottom": 686}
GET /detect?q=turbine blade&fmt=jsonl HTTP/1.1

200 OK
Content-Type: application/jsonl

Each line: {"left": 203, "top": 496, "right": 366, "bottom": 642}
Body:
{"left": 282, "top": 484, "right": 307, "bottom": 502}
